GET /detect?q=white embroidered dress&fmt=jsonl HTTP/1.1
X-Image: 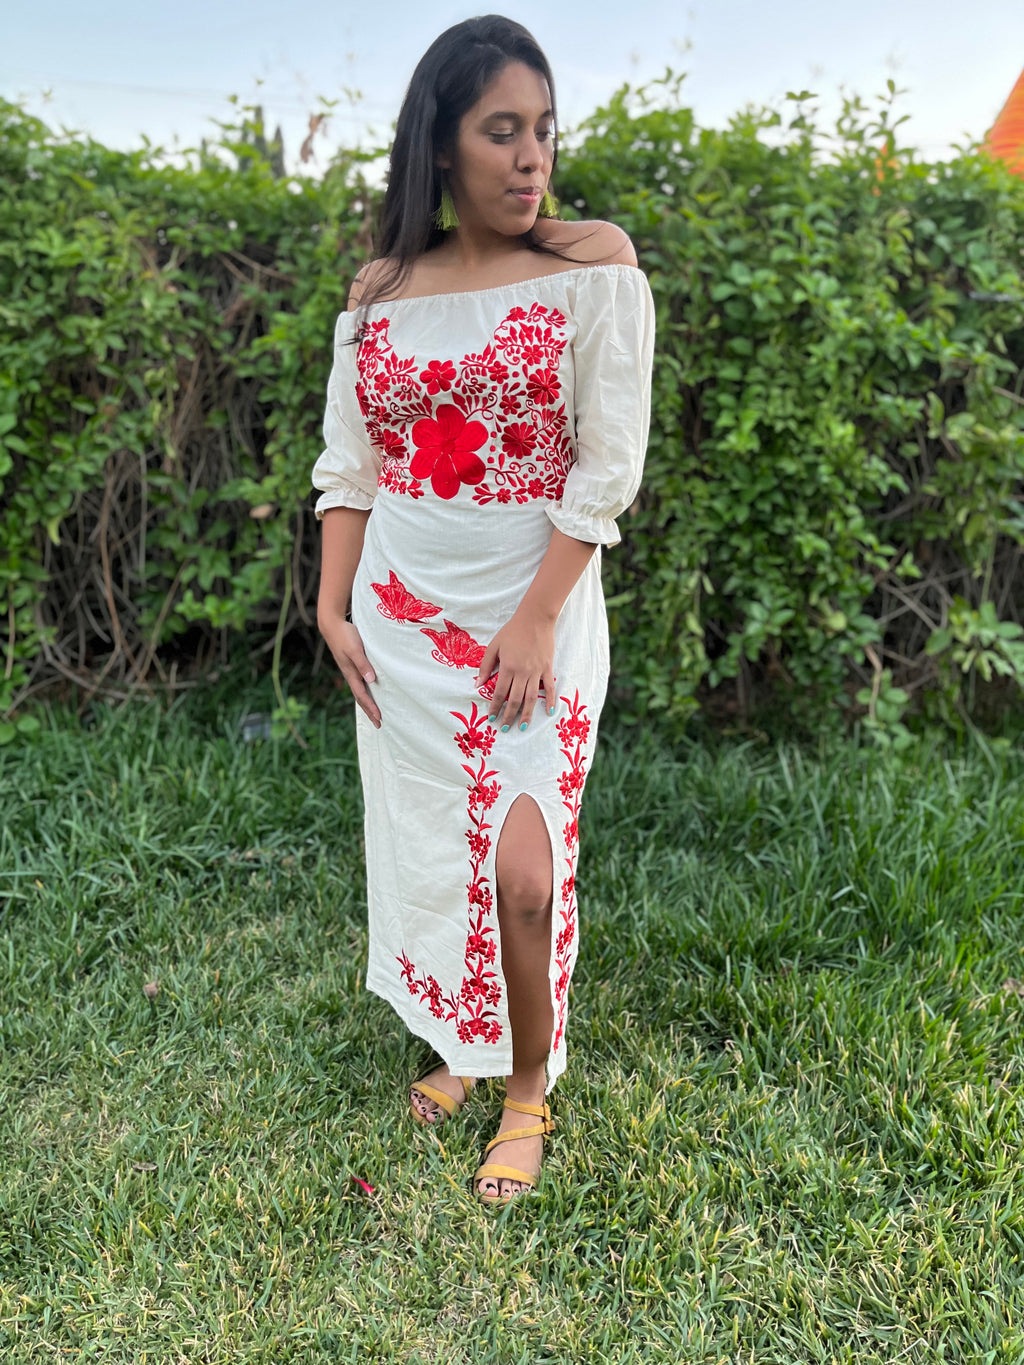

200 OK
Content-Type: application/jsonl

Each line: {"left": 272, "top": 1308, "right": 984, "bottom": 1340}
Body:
{"left": 312, "top": 262, "right": 655, "bottom": 1093}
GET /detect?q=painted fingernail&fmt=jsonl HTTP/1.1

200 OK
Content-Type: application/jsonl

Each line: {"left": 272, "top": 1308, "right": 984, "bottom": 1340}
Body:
{"left": 548, "top": 705, "right": 556, "bottom": 716}
{"left": 500, "top": 724, "right": 510, "bottom": 733}
{"left": 519, "top": 722, "right": 529, "bottom": 732}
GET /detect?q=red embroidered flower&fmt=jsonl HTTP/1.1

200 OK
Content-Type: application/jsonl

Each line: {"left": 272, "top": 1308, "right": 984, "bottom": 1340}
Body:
{"left": 467, "top": 831, "right": 491, "bottom": 859}
{"left": 468, "top": 775, "right": 500, "bottom": 810}
{"left": 465, "top": 931, "right": 496, "bottom": 963}
{"left": 379, "top": 429, "right": 406, "bottom": 461}
{"left": 527, "top": 368, "right": 560, "bottom": 405}
{"left": 421, "top": 619, "right": 486, "bottom": 670}
{"left": 458, "top": 1017, "right": 502, "bottom": 1044}
{"left": 502, "top": 423, "right": 537, "bottom": 462}
{"left": 452, "top": 705, "right": 496, "bottom": 756}
{"left": 419, "top": 359, "right": 457, "bottom": 395}
{"left": 528, "top": 478, "right": 546, "bottom": 499}
{"left": 558, "top": 712, "right": 592, "bottom": 744}
{"left": 371, "top": 570, "right": 442, "bottom": 624}
{"left": 410, "top": 405, "right": 488, "bottom": 499}
{"left": 508, "top": 306, "right": 527, "bottom": 321}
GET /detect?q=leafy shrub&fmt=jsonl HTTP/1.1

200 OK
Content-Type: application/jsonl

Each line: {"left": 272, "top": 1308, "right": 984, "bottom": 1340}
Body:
{"left": 557, "top": 76, "right": 1024, "bottom": 728}
{"left": 1, "top": 81, "right": 1023, "bottom": 734}
{"left": 0, "top": 100, "right": 370, "bottom": 715}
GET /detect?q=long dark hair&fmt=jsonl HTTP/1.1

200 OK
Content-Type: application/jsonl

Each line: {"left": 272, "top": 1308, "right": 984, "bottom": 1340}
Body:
{"left": 357, "top": 15, "right": 582, "bottom": 310}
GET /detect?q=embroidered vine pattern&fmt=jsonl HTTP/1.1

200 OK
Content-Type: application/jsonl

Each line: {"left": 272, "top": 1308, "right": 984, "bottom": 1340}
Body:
{"left": 355, "top": 303, "right": 574, "bottom": 503}
{"left": 553, "top": 689, "right": 591, "bottom": 1053}
{"left": 387, "top": 569, "right": 588, "bottom": 1054}
{"left": 396, "top": 702, "right": 504, "bottom": 1044}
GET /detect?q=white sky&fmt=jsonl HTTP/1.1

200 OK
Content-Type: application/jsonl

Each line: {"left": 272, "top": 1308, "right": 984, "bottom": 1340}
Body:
{"left": 3, "top": 0, "right": 1023, "bottom": 170}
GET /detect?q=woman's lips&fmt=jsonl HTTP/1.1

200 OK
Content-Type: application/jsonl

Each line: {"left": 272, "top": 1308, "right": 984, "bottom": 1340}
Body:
{"left": 510, "top": 189, "right": 541, "bottom": 204}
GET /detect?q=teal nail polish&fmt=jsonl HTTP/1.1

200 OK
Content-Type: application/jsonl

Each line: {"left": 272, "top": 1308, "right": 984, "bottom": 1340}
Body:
{"left": 500, "top": 724, "right": 510, "bottom": 733}
{"left": 548, "top": 706, "right": 556, "bottom": 716}
{"left": 519, "top": 722, "right": 529, "bottom": 732}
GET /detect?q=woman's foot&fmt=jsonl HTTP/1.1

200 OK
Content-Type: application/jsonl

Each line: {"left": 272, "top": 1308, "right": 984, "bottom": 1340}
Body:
{"left": 474, "top": 1074, "right": 553, "bottom": 1202}
{"left": 409, "top": 1064, "right": 477, "bottom": 1127}
{"left": 474, "top": 1106, "right": 547, "bottom": 1201}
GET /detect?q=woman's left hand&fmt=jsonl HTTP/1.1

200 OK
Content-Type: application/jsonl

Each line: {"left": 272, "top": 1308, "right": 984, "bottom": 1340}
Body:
{"left": 475, "top": 609, "right": 556, "bottom": 731}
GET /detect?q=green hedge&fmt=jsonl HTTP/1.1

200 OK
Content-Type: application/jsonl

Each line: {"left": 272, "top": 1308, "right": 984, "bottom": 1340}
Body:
{"left": 1, "top": 83, "right": 1023, "bottom": 737}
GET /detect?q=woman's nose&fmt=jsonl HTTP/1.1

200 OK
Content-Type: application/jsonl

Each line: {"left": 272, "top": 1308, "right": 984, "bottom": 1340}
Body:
{"left": 517, "top": 137, "right": 547, "bottom": 172}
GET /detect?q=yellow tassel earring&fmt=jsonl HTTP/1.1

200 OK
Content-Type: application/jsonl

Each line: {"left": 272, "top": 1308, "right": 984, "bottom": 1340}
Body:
{"left": 538, "top": 189, "right": 559, "bottom": 218}
{"left": 433, "top": 183, "right": 460, "bottom": 231}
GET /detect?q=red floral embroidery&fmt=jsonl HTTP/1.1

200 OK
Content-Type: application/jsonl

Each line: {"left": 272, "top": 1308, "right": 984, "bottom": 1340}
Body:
{"left": 501, "top": 423, "right": 537, "bottom": 461}
{"left": 397, "top": 703, "right": 504, "bottom": 1045}
{"left": 355, "top": 302, "right": 573, "bottom": 504}
{"left": 420, "top": 359, "right": 457, "bottom": 394}
{"left": 526, "top": 368, "right": 560, "bottom": 406}
{"left": 552, "top": 690, "right": 591, "bottom": 1053}
{"left": 371, "top": 570, "right": 442, "bottom": 624}
{"left": 421, "top": 619, "right": 486, "bottom": 670}
{"left": 410, "top": 405, "right": 489, "bottom": 499}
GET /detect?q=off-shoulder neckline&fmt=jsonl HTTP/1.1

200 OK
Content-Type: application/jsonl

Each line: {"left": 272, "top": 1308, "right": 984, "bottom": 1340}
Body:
{"left": 354, "top": 261, "right": 644, "bottom": 311}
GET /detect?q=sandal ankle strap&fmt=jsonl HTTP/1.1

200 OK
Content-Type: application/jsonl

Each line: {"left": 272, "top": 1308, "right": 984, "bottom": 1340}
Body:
{"left": 503, "top": 1097, "right": 552, "bottom": 1118}
{"left": 500, "top": 1097, "right": 555, "bottom": 1136}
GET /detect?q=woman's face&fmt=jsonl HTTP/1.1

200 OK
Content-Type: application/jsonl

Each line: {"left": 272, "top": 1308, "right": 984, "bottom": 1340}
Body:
{"left": 441, "top": 60, "right": 555, "bottom": 237}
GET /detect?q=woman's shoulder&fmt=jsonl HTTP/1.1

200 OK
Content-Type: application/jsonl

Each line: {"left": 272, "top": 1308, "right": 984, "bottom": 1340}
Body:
{"left": 534, "top": 218, "right": 638, "bottom": 269}
{"left": 347, "top": 257, "right": 394, "bottom": 310}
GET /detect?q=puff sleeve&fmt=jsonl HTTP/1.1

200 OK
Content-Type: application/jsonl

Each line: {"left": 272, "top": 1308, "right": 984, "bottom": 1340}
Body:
{"left": 311, "top": 310, "right": 381, "bottom": 518}
{"left": 546, "top": 265, "right": 655, "bottom": 548}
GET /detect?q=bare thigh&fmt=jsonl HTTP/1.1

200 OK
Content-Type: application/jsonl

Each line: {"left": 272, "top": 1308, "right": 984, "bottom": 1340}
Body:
{"left": 495, "top": 794, "right": 553, "bottom": 918}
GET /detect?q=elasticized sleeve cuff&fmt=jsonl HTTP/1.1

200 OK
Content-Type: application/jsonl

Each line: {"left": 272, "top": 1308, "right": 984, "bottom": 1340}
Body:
{"left": 314, "top": 486, "right": 376, "bottom": 519}
{"left": 544, "top": 501, "right": 621, "bottom": 548}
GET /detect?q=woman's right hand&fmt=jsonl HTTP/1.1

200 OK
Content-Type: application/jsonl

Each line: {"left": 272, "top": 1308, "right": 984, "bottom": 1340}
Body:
{"left": 322, "top": 618, "right": 381, "bottom": 728}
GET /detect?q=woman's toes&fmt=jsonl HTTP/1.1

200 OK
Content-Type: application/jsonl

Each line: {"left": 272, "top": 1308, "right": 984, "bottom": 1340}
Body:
{"left": 410, "top": 1088, "right": 441, "bottom": 1124}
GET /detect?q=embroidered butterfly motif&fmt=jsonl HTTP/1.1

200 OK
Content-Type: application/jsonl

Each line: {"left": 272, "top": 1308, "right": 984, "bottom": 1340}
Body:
{"left": 476, "top": 670, "right": 499, "bottom": 700}
{"left": 421, "top": 620, "right": 486, "bottom": 670}
{"left": 371, "top": 570, "right": 442, "bottom": 623}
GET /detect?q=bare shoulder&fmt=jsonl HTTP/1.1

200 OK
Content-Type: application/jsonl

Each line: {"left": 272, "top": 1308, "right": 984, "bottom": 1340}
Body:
{"left": 534, "top": 218, "right": 638, "bottom": 268}
{"left": 347, "top": 258, "right": 392, "bottom": 310}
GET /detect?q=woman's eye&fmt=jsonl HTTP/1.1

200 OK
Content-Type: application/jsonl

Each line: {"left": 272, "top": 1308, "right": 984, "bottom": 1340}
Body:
{"left": 538, "top": 128, "right": 555, "bottom": 142}
{"left": 490, "top": 132, "right": 515, "bottom": 143}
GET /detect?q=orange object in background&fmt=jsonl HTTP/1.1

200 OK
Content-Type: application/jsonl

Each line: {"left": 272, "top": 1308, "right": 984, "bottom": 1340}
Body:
{"left": 985, "top": 66, "right": 1024, "bottom": 175}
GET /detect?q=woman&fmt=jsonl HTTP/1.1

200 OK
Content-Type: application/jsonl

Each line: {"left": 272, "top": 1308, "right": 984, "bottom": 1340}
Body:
{"left": 313, "top": 14, "right": 654, "bottom": 1204}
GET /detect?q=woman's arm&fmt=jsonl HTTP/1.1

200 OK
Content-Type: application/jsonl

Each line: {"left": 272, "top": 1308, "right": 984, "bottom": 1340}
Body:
{"left": 318, "top": 505, "right": 381, "bottom": 728}
{"left": 474, "top": 528, "right": 596, "bottom": 730}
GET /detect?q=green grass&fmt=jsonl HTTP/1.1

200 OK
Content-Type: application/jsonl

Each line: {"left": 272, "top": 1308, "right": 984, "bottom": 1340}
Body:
{"left": 1, "top": 682, "right": 1023, "bottom": 1363}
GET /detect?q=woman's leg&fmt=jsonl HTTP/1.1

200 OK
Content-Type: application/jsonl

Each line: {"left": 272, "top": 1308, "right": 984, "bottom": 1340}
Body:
{"left": 474, "top": 794, "right": 553, "bottom": 1199}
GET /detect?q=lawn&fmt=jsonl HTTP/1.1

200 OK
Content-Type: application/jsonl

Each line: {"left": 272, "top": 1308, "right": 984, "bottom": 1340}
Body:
{"left": 1, "top": 681, "right": 1023, "bottom": 1363}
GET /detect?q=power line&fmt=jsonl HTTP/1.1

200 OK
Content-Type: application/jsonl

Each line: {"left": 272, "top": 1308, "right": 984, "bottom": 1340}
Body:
{"left": 0, "top": 69, "right": 393, "bottom": 120}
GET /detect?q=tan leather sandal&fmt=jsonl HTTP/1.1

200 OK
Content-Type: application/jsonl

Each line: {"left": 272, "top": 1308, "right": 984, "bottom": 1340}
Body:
{"left": 473, "top": 1098, "right": 556, "bottom": 1203}
{"left": 409, "top": 1073, "right": 474, "bottom": 1127}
